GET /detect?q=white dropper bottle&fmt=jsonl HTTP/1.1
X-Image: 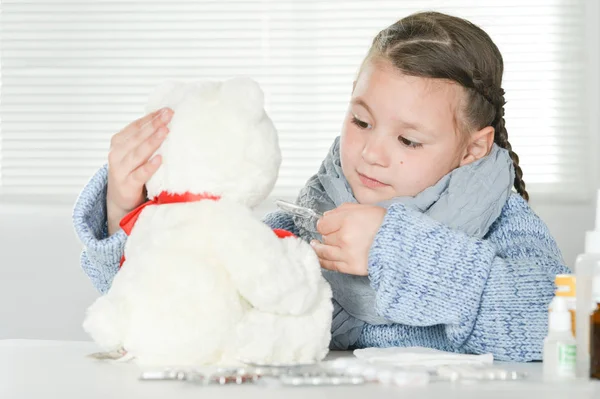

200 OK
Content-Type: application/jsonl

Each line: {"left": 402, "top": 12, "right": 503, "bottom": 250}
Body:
{"left": 575, "top": 188, "right": 600, "bottom": 378}
{"left": 544, "top": 296, "right": 577, "bottom": 380}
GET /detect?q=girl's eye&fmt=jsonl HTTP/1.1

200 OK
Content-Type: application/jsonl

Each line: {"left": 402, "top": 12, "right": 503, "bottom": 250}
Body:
{"left": 398, "top": 136, "right": 423, "bottom": 149}
{"left": 351, "top": 115, "right": 371, "bottom": 129}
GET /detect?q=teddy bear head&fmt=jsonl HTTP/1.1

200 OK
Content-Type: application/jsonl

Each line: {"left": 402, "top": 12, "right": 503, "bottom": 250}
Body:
{"left": 143, "top": 77, "right": 281, "bottom": 208}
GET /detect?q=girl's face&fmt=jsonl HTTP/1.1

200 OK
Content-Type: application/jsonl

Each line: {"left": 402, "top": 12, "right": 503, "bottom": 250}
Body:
{"left": 340, "top": 59, "right": 476, "bottom": 205}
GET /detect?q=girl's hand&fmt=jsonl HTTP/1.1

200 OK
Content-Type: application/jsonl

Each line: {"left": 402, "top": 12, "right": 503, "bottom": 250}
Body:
{"left": 106, "top": 108, "right": 174, "bottom": 235}
{"left": 311, "top": 203, "right": 386, "bottom": 276}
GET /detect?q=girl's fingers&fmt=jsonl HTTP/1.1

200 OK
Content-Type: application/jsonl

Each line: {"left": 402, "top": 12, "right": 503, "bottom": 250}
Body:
{"left": 324, "top": 203, "right": 360, "bottom": 214}
{"left": 130, "top": 107, "right": 173, "bottom": 135}
{"left": 110, "top": 108, "right": 173, "bottom": 159}
{"left": 319, "top": 259, "right": 348, "bottom": 273}
{"left": 129, "top": 155, "right": 162, "bottom": 186}
{"left": 112, "top": 109, "right": 163, "bottom": 144}
{"left": 316, "top": 211, "right": 346, "bottom": 236}
{"left": 310, "top": 241, "right": 344, "bottom": 262}
{"left": 121, "top": 126, "right": 169, "bottom": 174}
{"left": 321, "top": 232, "right": 342, "bottom": 247}
{"left": 131, "top": 108, "right": 173, "bottom": 142}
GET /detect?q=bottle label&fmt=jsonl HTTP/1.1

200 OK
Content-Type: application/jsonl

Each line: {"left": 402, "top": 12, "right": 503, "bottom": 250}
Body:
{"left": 557, "top": 343, "right": 577, "bottom": 376}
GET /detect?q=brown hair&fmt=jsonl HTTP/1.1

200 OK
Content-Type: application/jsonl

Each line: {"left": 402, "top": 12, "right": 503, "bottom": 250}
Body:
{"left": 363, "top": 11, "right": 528, "bottom": 201}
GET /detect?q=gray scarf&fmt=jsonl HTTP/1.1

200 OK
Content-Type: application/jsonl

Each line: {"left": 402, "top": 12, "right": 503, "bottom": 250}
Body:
{"left": 294, "top": 136, "right": 514, "bottom": 349}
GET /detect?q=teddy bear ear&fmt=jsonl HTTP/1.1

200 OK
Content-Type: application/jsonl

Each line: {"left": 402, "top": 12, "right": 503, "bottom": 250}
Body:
{"left": 219, "top": 76, "right": 265, "bottom": 121}
{"left": 144, "top": 80, "right": 186, "bottom": 114}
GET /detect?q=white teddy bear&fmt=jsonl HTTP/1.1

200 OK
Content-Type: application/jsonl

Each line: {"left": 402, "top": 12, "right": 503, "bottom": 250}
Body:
{"left": 83, "top": 77, "right": 333, "bottom": 367}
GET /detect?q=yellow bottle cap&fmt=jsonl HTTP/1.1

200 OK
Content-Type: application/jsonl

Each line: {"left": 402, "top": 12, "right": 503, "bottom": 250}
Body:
{"left": 555, "top": 274, "right": 576, "bottom": 297}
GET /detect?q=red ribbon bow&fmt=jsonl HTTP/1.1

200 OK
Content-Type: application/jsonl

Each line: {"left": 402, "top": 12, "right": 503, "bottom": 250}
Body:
{"left": 119, "top": 192, "right": 221, "bottom": 235}
{"left": 118, "top": 191, "right": 295, "bottom": 268}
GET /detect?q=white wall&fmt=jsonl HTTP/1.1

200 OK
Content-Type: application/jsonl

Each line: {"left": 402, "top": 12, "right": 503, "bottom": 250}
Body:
{"left": 0, "top": 205, "right": 96, "bottom": 340}
{"left": 0, "top": 0, "right": 98, "bottom": 340}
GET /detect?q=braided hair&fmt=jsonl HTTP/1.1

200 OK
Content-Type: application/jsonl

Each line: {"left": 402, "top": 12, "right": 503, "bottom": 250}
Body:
{"left": 471, "top": 78, "right": 529, "bottom": 201}
{"left": 362, "top": 11, "right": 529, "bottom": 201}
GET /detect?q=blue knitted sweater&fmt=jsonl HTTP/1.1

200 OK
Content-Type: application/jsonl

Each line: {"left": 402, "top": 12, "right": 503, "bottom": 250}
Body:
{"left": 73, "top": 165, "right": 569, "bottom": 362}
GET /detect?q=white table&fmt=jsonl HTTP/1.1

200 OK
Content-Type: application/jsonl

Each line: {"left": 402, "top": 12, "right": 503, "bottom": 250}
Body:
{"left": 1, "top": 340, "right": 599, "bottom": 399}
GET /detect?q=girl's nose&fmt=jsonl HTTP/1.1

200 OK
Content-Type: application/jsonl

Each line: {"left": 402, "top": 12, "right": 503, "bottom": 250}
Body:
{"left": 361, "top": 134, "right": 389, "bottom": 167}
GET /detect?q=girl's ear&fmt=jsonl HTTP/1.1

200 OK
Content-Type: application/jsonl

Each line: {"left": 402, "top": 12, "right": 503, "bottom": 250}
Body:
{"left": 460, "top": 126, "right": 495, "bottom": 166}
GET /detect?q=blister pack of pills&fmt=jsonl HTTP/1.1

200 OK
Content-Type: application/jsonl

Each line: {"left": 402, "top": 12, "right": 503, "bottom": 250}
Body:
{"left": 274, "top": 199, "right": 322, "bottom": 233}
{"left": 140, "top": 367, "right": 260, "bottom": 385}
{"left": 433, "top": 365, "right": 528, "bottom": 382}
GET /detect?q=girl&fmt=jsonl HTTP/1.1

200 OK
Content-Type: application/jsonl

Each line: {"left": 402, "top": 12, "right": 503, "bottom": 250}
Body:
{"left": 73, "top": 11, "right": 569, "bottom": 362}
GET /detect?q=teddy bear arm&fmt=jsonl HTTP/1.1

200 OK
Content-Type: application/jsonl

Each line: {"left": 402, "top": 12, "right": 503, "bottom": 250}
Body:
{"left": 216, "top": 219, "right": 321, "bottom": 316}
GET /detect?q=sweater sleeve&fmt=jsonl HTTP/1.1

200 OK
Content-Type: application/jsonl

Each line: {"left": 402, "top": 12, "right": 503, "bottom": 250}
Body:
{"left": 368, "top": 197, "right": 569, "bottom": 361}
{"left": 261, "top": 210, "right": 299, "bottom": 236}
{"left": 72, "top": 164, "right": 126, "bottom": 295}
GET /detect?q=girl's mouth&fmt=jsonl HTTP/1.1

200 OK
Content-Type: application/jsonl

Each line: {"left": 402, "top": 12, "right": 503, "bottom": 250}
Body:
{"left": 357, "top": 172, "right": 389, "bottom": 188}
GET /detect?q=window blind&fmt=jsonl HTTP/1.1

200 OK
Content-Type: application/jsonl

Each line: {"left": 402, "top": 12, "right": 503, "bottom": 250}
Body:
{"left": 0, "top": 0, "right": 590, "bottom": 202}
